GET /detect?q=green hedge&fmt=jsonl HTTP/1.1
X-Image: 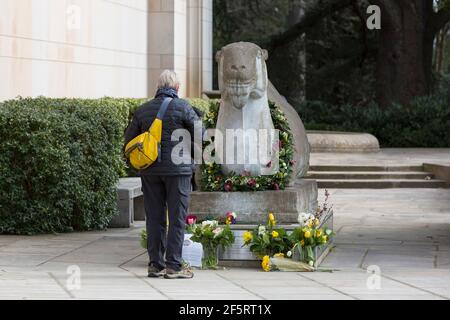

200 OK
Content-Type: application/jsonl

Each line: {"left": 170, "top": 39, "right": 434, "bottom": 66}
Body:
{"left": 296, "top": 90, "right": 450, "bottom": 148}
{"left": 0, "top": 96, "right": 215, "bottom": 234}
{"left": 0, "top": 97, "right": 129, "bottom": 234}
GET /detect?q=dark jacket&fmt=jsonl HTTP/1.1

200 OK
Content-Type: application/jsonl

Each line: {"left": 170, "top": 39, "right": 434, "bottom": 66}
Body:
{"left": 124, "top": 87, "right": 201, "bottom": 176}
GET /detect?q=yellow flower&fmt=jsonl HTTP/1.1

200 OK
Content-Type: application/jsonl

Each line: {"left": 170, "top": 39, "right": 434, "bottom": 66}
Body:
{"left": 272, "top": 231, "right": 279, "bottom": 238}
{"left": 274, "top": 253, "right": 284, "bottom": 258}
{"left": 304, "top": 230, "right": 311, "bottom": 239}
{"left": 314, "top": 218, "right": 320, "bottom": 227}
{"left": 243, "top": 231, "right": 253, "bottom": 243}
{"left": 226, "top": 217, "right": 231, "bottom": 225}
{"left": 261, "top": 255, "right": 271, "bottom": 272}
{"left": 322, "top": 235, "right": 328, "bottom": 243}
{"left": 315, "top": 229, "right": 323, "bottom": 238}
{"left": 306, "top": 219, "right": 313, "bottom": 228}
{"left": 268, "top": 213, "right": 276, "bottom": 225}
{"left": 300, "top": 240, "right": 305, "bottom": 247}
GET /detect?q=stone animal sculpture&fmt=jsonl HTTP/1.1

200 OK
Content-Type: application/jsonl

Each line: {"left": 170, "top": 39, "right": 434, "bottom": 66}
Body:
{"left": 214, "top": 42, "right": 310, "bottom": 181}
{"left": 215, "top": 42, "right": 275, "bottom": 176}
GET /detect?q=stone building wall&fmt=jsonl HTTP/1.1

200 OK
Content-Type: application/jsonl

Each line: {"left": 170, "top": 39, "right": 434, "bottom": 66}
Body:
{"left": 0, "top": 0, "right": 213, "bottom": 100}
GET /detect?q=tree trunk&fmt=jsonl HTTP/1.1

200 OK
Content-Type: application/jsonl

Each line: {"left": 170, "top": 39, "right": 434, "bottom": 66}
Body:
{"left": 434, "top": 24, "right": 449, "bottom": 73}
{"left": 373, "top": 0, "right": 434, "bottom": 108}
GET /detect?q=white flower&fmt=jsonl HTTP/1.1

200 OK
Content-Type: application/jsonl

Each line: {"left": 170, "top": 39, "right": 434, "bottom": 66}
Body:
{"left": 213, "top": 227, "right": 224, "bottom": 238}
{"left": 309, "top": 261, "right": 314, "bottom": 267}
{"left": 202, "top": 220, "right": 218, "bottom": 228}
{"left": 298, "top": 212, "right": 313, "bottom": 227}
{"left": 258, "top": 225, "right": 266, "bottom": 236}
{"left": 287, "top": 251, "right": 292, "bottom": 258}
{"left": 231, "top": 212, "right": 237, "bottom": 219}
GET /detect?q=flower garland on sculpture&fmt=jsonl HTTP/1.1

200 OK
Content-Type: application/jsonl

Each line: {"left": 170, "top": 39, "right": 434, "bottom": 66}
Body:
{"left": 201, "top": 100, "right": 295, "bottom": 192}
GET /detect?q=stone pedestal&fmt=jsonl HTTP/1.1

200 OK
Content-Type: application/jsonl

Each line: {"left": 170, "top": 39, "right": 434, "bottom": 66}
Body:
{"left": 307, "top": 131, "right": 380, "bottom": 153}
{"left": 189, "top": 180, "right": 318, "bottom": 224}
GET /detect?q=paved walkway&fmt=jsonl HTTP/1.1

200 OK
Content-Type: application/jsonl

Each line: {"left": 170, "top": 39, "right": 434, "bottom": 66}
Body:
{"left": 1, "top": 186, "right": 449, "bottom": 300}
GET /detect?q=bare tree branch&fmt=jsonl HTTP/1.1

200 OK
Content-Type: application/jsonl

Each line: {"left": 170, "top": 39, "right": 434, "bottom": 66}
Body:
{"left": 264, "top": 0, "right": 356, "bottom": 50}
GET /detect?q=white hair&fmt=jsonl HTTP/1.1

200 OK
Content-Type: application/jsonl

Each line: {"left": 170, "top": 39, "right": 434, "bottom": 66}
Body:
{"left": 157, "top": 70, "right": 180, "bottom": 89}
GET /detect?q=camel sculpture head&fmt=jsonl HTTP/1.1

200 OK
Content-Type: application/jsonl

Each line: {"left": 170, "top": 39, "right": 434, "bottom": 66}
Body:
{"left": 216, "top": 42, "right": 269, "bottom": 109}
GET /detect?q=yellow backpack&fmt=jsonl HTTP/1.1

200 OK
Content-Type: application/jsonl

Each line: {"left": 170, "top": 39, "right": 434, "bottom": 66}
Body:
{"left": 124, "top": 98, "right": 172, "bottom": 170}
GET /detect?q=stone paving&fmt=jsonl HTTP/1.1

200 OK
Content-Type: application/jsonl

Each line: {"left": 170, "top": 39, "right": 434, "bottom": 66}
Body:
{"left": 1, "top": 186, "right": 449, "bottom": 300}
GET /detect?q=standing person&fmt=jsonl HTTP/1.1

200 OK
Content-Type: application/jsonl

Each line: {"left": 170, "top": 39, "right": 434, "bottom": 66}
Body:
{"left": 124, "top": 70, "right": 200, "bottom": 279}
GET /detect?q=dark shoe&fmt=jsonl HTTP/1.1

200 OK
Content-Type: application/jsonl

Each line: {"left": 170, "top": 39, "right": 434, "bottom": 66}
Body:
{"left": 164, "top": 266, "right": 194, "bottom": 279}
{"left": 148, "top": 265, "right": 166, "bottom": 278}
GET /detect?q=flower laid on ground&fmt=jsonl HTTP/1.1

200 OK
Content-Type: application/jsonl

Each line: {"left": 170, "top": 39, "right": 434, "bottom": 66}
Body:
{"left": 187, "top": 220, "right": 235, "bottom": 269}
{"left": 261, "top": 255, "right": 271, "bottom": 272}
{"left": 289, "top": 217, "right": 333, "bottom": 266}
{"left": 242, "top": 213, "right": 291, "bottom": 268}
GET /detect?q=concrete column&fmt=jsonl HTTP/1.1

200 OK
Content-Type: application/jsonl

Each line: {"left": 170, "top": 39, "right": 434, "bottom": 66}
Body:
{"left": 148, "top": 0, "right": 188, "bottom": 97}
{"left": 186, "top": 0, "right": 213, "bottom": 97}
{"left": 148, "top": 0, "right": 212, "bottom": 98}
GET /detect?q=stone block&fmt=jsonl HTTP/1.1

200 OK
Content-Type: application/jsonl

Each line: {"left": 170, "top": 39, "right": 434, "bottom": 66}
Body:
{"left": 189, "top": 179, "right": 318, "bottom": 224}
{"left": 307, "top": 131, "right": 380, "bottom": 153}
{"left": 109, "top": 178, "right": 144, "bottom": 228}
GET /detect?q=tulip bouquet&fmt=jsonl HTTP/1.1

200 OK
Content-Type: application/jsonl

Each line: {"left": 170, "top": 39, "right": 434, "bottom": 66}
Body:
{"left": 289, "top": 215, "right": 333, "bottom": 267}
{"left": 242, "top": 213, "right": 291, "bottom": 261}
{"left": 187, "top": 220, "right": 235, "bottom": 269}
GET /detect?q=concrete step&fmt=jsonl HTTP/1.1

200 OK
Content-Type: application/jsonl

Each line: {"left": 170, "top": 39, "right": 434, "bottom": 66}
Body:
{"left": 306, "top": 171, "right": 434, "bottom": 180}
{"left": 307, "top": 179, "right": 448, "bottom": 189}
{"left": 309, "top": 165, "right": 424, "bottom": 172}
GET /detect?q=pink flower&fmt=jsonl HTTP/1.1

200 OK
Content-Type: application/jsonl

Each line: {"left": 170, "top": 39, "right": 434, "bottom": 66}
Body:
{"left": 224, "top": 182, "right": 233, "bottom": 192}
{"left": 247, "top": 179, "right": 257, "bottom": 188}
{"left": 186, "top": 215, "right": 197, "bottom": 225}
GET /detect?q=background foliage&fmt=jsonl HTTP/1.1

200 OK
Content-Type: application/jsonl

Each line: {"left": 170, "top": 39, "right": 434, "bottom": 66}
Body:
{"left": 213, "top": 0, "right": 450, "bottom": 147}
{"left": 297, "top": 80, "right": 450, "bottom": 147}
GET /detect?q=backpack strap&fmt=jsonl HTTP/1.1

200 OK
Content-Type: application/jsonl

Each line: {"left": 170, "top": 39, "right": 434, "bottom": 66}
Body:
{"left": 155, "top": 97, "right": 172, "bottom": 163}
{"left": 156, "top": 98, "right": 173, "bottom": 120}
